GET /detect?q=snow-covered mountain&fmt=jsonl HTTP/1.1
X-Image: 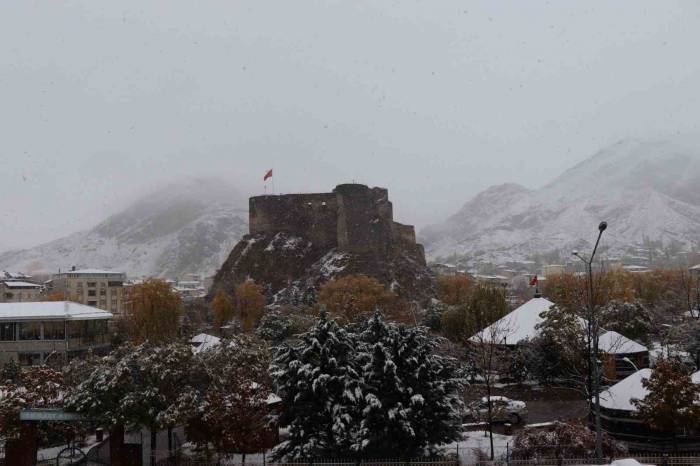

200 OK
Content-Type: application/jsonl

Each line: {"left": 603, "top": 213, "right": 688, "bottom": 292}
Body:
{"left": 0, "top": 178, "right": 248, "bottom": 278}
{"left": 421, "top": 138, "right": 700, "bottom": 262}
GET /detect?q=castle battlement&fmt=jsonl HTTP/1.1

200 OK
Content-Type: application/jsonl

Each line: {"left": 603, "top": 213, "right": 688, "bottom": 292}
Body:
{"left": 249, "top": 184, "right": 423, "bottom": 259}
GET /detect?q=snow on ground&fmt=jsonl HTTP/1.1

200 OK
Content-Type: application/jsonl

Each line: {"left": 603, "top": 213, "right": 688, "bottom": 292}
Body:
{"left": 442, "top": 431, "right": 513, "bottom": 465}
{"left": 319, "top": 250, "right": 349, "bottom": 277}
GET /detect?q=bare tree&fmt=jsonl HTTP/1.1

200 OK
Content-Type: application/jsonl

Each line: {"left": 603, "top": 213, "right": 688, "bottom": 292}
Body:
{"left": 468, "top": 316, "right": 513, "bottom": 460}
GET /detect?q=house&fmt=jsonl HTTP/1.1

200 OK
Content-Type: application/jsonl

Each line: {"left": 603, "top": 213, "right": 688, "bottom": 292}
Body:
{"left": 189, "top": 333, "right": 222, "bottom": 354}
{"left": 599, "top": 369, "right": 700, "bottom": 450}
{"left": 0, "top": 301, "right": 112, "bottom": 366}
{"left": 0, "top": 280, "right": 43, "bottom": 302}
{"left": 470, "top": 297, "right": 649, "bottom": 381}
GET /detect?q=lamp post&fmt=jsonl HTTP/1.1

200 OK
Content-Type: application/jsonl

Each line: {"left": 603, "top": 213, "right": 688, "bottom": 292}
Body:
{"left": 572, "top": 221, "right": 607, "bottom": 462}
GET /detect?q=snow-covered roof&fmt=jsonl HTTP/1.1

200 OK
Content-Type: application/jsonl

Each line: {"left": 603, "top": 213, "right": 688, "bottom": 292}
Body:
{"left": 470, "top": 297, "right": 555, "bottom": 344}
{"left": 190, "top": 333, "right": 221, "bottom": 353}
{"left": 690, "top": 263, "right": 700, "bottom": 271}
{"left": 0, "top": 302, "right": 112, "bottom": 322}
{"left": 471, "top": 298, "right": 648, "bottom": 354}
{"left": 600, "top": 369, "right": 700, "bottom": 412}
{"left": 1, "top": 281, "right": 41, "bottom": 288}
{"left": 2, "top": 271, "right": 32, "bottom": 280}
{"left": 599, "top": 369, "right": 651, "bottom": 411}
{"left": 598, "top": 330, "right": 647, "bottom": 355}
{"left": 58, "top": 269, "right": 124, "bottom": 276}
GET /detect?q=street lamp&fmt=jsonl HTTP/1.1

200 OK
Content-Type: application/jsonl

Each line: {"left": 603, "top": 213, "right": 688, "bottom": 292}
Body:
{"left": 571, "top": 221, "right": 607, "bottom": 462}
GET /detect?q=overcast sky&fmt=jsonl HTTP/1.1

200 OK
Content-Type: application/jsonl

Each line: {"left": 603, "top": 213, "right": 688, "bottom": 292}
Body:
{"left": 1, "top": 1, "right": 700, "bottom": 251}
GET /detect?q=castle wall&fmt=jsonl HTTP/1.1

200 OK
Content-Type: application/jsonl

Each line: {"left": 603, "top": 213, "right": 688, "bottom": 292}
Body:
{"left": 248, "top": 184, "right": 424, "bottom": 260}
{"left": 249, "top": 193, "right": 339, "bottom": 248}
{"left": 334, "top": 184, "right": 394, "bottom": 255}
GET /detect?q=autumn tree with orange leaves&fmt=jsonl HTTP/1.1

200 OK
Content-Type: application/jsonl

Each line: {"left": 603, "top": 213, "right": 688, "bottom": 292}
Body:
{"left": 436, "top": 275, "right": 473, "bottom": 306}
{"left": 235, "top": 280, "right": 265, "bottom": 332}
{"left": 124, "top": 279, "right": 182, "bottom": 344}
{"left": 318, "top": 275, "right": 397, "bottom": 323}
{"left": 212, "top": 290, "right": 235, "bottom": 331}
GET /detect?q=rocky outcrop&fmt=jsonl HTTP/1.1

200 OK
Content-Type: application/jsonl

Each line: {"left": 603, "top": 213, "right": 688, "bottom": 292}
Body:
{"left": 211, "top": 184, "right": 434, "bottom": 303}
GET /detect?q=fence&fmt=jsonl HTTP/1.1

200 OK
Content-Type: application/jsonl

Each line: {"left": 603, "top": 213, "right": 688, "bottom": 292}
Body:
{"left": 155, "top": 458, "right": 460, "bottom": 466}
{"left": 473, "top": 455, "right": 700, "bottom": 466}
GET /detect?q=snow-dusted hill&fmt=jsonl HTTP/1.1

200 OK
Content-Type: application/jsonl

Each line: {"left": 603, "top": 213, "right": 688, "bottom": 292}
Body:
{"left": 0, "top": 178, "right": 248, "bottom": 278}
{"left": 421, "top": 138, "right": 700, "bottom": 262}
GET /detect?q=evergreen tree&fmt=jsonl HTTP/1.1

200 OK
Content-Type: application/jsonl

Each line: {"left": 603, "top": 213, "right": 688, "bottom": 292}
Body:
{"left": 355, "top": 312, "right": 463, "bottom": 458}
{"left": 271, "top": 312, "right": 362, "bottom": 460}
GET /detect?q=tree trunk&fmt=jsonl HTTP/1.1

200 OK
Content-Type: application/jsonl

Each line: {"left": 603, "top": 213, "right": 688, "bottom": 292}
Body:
{"left": 151, "top": 426, "right": 157, "bottom": 466}
{"left": 5, "top": 421, "right": 38, "bottom": 466}
{"left": 243, "top": 452, "right": 247, "bottom": 466}
{"left": 109, "top": 424, "right": 126, "bottom": 466}
{"left": 486, "top": 381, "right": 494, "bottom": 460}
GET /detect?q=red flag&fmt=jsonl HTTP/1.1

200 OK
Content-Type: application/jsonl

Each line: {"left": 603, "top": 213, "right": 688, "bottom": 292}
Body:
{"left": 529, "top": 275, "right": 538, "bottom": 287}
{"left": 263, "top": 169, "right": 273, "bottom": 181}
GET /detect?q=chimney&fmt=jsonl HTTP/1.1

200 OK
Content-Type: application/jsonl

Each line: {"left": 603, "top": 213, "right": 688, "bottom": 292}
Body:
{"left": 71, "top": 266, "right": 76, "bottom": 271}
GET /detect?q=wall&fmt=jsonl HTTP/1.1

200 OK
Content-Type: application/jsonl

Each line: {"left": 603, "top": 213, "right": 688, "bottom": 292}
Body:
{"left": 248, "top": 184, "right": 423, "bottom": 257}
{"left": 249, "top": 193, "right": 339, "bottom": 249}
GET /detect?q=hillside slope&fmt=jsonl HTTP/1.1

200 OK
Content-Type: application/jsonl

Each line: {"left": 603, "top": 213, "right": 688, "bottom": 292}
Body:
{"left": 0, "top": 178, "right": 248, "bottom": 278}
{"left": 421, "top": 138, "right": 700, "bottom": 262}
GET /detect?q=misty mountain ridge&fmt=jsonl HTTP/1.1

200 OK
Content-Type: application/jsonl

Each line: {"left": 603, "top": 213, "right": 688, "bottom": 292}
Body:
{"left": 421, "top": 138, "right": 700, "bottom": 263}
{"left": 0, "top": 178, "right": 248, "bottom": 278}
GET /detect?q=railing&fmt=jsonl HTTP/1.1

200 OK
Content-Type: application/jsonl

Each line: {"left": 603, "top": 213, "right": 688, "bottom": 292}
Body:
{"left": 474, "top": 455, "right": 700, "bottom": 466}
{"left": 156, "top": 458, "right": 460, "bottom": 466}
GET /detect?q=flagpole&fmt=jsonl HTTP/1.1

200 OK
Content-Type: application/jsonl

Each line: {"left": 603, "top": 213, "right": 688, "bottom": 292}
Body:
{"left": 272, "top": 171, "right": 275, "bottom": 194}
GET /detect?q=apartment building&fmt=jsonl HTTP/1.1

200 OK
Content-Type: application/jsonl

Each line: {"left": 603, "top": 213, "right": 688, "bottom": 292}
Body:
{"left": 51, "top": 268, "right": 126, "bottom": 316}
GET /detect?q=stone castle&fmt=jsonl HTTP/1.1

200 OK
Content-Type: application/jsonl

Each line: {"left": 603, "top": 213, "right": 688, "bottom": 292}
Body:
{"left": 211, "top": 183, "right": 433, "bottom": 303}
{"left": 249, "top": 183, "right": 425, "bottom": 263}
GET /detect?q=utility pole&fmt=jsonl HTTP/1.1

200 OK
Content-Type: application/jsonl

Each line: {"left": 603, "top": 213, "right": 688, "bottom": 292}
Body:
{"left": 573, "top": 221, "right": 607, "bottom": 463}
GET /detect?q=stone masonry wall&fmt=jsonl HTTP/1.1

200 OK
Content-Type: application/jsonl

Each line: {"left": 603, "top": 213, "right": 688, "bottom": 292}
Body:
{"left": 248, "top": 184, "right": 422, "bottom": 258}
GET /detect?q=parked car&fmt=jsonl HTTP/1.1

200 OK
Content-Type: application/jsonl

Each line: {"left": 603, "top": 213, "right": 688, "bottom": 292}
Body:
{"left": 467, "top": 396, "right": 527, "bottom": 424}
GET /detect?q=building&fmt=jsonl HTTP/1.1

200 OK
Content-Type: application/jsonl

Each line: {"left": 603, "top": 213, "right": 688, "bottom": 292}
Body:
{"left": 0, "top": 301, "right": 112, "bottom": 366}
{"left": 541, "top": 264, "right": 566, "bottom": 277}
{"left": 0, "top": 280, "right": 43, "bottom": 302}
{"left": 600, "top": 369, "right": 700, "bottom": 450}
{"left": 51, "top": 268, "right": 126, "bottom": 316}
{"left": 471, "top": 297, "right": 650, "bottom": 381}
{"left": 172, "top": 280, "right": 207, "bottom": 300}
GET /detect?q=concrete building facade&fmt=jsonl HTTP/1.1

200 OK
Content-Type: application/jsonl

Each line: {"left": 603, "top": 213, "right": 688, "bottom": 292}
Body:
{"left": 51, "top": 268, "right": 126, "bottom": 316}
{"left": 0, "top": 281, "right": 43, "bottom": 302}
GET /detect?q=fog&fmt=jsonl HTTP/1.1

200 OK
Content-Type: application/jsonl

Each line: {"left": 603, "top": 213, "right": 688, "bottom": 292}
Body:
{"left": 2, "top": 1, "right": 700, "bottom": 250}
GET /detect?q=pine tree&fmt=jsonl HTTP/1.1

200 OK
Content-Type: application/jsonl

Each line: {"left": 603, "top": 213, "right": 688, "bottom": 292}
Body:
{"left": 355, "top": 312, "right": 464, "bottom": 458}
{"left": 271, "top": 312, "right": 362, "bottom": 460}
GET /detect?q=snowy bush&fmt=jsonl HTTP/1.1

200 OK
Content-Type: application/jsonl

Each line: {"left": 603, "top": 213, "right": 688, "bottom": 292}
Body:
{"left": 512, "top": 422, "right": 626, "bottom": 459}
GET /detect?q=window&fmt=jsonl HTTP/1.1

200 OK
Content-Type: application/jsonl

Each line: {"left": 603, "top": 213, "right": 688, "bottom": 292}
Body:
{"left": 87, "top": 282, "right": 97, "bottom": 288}
{"left": 18, "top": 322, "right": 41, "bottom": 340}
{"left": 0, "top": 323, "right": 16, "bottom": 341}
{"left": 88, "top": 301, "right": 97, "bottom": 306}
{"left": 18, "top": 352, "right": 41, "bottom": 367}
{"left": 100, "top": 289, "right": 106, "bottom": 296}
{"left": 43, "top": 321, "right": 65, "bottom": 340}
{"left": 108, "top": 281, "right": 123, "bottom": 287}
{"left": 88, "top": 289, "right": 96, "bottom": 297}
